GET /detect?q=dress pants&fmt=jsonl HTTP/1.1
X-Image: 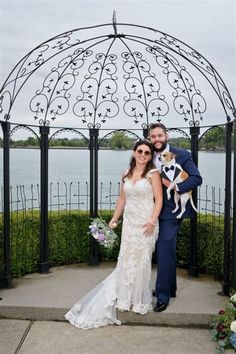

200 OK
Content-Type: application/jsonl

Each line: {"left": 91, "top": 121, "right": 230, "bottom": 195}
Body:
{"left": 155, "top": 218, "right": 182, "bottom": 305}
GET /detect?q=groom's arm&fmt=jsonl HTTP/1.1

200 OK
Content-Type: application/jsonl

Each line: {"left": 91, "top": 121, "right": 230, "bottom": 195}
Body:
{"left": 176, "top": 151, "right": 202, "bottom": 194}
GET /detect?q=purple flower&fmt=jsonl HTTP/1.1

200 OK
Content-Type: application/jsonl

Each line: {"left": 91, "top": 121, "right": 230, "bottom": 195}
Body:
{"left": 98, "top": 233, "right": 105, "bottom": 241}
{"left": 89, "top": 225, "right": 98, "bottom": 233}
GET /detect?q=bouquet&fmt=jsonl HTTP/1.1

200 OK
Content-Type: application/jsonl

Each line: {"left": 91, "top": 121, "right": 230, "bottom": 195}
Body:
{"left": 88, "top": 216, "right": 119, "bottom": 249}
{"left": 211, "top": 293, "right": 236, "bottom": 353}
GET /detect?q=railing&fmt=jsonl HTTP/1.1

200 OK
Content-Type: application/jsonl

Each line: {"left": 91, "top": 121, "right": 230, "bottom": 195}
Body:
{"left": 0, "top": 182, "right": 230, "bottom": 216}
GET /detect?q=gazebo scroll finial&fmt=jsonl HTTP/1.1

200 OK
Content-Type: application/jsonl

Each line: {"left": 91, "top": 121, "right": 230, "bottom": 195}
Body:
{"left": 112, "top": 10, "right": 117, "bottom": 35}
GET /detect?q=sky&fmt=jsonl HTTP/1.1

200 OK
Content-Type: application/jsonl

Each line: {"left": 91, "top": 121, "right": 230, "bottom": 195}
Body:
{"left": 0, "top": 0, "right": 235, "bottom": 137}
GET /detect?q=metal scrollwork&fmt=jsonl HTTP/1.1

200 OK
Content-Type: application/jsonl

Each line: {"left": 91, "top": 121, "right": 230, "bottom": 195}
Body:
{"left": 0, "top": 22, "right": 235, "bottom": 127}
{"left": 153, "top": 33, "right": 234, "bottom": 119}
{"left": 87, "top": 122, "right": 101, "bottom": 129}
{"left": 73, "top": 51, "right": 119, "bottom": 126}
{"left": 146, "top": 45, "right": 207, "bottom": 125}
{"left": 122, "top": 50, "right": 169, "bottom": 125}
{"left": 99, "top": 129, "right": 140, "bottom": 145}
{"left": 168, "top": 127, "right": 190, "bottom": 140}
{"left": 10, "top": 124, "right": 40, "bottom": 141}
{"left": 30, "top": 48, "right": 93, "bottom": 125}
{"left": 49, "top": 128, "right": 89, "bottom": 143}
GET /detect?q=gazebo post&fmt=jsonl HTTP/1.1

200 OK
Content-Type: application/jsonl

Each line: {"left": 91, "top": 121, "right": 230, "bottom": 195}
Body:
{"left": 189, "top": 126, "right": 200, "bottom": 277}
{"left": 220, "top": 120, "right": 233, "bottom": 295}
{"left": 39, "top": 125, "right": 50, "bottom": 273}
{"left": 232, "top": 118, "right": 236, "bottom": 290}
{"left": 1, "top": 120, "right": 12, "bottom": 288}
{"left": 88, "top": 128, "right": 99, "bottom": 266}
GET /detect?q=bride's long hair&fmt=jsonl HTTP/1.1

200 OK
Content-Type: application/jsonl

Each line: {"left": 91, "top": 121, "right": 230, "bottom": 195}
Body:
{"left": 123, "top": 139, "right": 155, "bottom": 181}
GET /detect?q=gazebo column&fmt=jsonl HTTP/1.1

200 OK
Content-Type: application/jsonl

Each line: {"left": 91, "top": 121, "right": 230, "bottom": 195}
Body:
{"left": 88, "top": 128, "right": 99, "bottom": 266}
{"left": 1, "top": 120, "right": 12, "bottom": 288}
{"left": 39, "top": 126, "right": 50, "bottom": 273}
{"left": 220, "top": 120, "right": 233, "bottom": 295}
{"left": 232, "top": 118, "right": 236, "bottom": 290}
{"left": 189, "top": 126, "right": 200, "bottom": 277}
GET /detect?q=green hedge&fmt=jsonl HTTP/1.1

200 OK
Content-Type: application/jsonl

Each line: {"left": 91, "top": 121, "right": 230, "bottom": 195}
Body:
{"left": 176, "top": 215, "right": 225, "bottom": 278}
{"left": 0, "top": 211, "right": 227, "bottom": 280}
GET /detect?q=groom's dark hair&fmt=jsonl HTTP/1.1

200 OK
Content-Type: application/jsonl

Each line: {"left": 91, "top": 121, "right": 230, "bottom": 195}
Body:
{"left": 148, "top": 123, "right": 167, "bottom": 133}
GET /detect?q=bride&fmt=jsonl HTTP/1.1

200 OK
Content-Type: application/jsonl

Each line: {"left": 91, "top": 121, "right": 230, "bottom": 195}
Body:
{"left": 65, "top": 139, "right": 163, "bottom": 329}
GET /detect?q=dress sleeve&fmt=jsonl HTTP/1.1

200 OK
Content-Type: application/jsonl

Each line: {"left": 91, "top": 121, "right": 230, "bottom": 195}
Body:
{"left": 146, "top": 168, "right": 159, "bottom": 181}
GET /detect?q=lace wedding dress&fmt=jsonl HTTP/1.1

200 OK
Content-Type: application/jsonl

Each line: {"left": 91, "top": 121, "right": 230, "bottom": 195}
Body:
{"left": 65, "top": 175, "right": 158, "bottom": 329}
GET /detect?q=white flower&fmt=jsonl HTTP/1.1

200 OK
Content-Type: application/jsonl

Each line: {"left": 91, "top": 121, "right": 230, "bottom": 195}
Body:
{"left": 93, "top": 232, "right": 99, "bottom": 240}
{"left": 231, "top": 321, "right": 236, "bottom": 333}
{"left": 230, "top": 293, "right": 236, "bottom": 302}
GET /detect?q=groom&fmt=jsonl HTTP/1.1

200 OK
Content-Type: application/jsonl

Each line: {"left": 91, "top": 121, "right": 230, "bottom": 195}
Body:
{"left": 148, "top": 123, "right": 202, "bottom": 312}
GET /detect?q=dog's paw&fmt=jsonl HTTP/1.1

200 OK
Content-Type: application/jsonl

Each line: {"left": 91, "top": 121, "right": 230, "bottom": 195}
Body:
{"left": 172, "top": 210, "right": 177, "bottom": 214}
{"left": 176, "top": 214, "right": 182, "bottom": 219}
{"left": 167, "top": 194, "right": 171, "bottom": 200}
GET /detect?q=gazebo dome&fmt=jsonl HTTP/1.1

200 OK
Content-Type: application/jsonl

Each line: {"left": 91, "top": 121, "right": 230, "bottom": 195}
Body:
{"left": 0, "top": 17, "right": 235, "bottom": 131}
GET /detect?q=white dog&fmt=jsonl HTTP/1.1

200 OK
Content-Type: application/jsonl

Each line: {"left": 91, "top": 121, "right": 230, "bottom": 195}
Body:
{"left": 159, "top": 151, "right": 198, "bottom": 219}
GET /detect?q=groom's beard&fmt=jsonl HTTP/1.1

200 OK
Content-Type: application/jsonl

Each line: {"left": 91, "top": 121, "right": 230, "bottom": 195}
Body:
{"left": 153, "top": 142, "right": 167, "bottom": 153}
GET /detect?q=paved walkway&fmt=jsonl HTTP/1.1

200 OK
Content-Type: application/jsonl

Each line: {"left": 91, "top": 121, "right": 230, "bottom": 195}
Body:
{"left": 0, "top": 263, "right": 234, "bottom": 353}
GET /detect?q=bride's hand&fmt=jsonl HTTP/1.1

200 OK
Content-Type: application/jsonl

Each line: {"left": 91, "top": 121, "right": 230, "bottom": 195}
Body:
{"left": 143, "top": 220, "right": 156, "bottom": 237}
{"left": 109, "top": 219, "right": 118, "bottom": 229}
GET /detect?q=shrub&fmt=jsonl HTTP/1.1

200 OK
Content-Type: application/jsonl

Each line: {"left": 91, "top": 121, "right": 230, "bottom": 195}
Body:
{"left": 0, "top": 211, "right": 228, "bottom": 280}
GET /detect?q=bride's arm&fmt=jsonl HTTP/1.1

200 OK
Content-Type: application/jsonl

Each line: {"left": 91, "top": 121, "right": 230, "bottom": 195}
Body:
{"left": 150, "top": 171, "right": 163, "bottom": 225}
{"left": 108, "top": 174, "right": 126, "bottom": 228}
{"left": 143, "top": 171, "right": 163, "bottom": 236}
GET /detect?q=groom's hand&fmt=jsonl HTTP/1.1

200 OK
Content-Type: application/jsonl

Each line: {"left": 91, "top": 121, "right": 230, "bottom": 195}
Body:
{"left": 162, "top": 178, "right": 170, "bottom": 188}
{"left": 162, "top": 178, "right": 176, "bottom": 190}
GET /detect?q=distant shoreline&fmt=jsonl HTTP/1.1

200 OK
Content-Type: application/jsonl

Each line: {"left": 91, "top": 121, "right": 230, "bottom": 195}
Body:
{"left": 1, "top": 146, "right": 132, "bottom": 151}
{"left": 0, "top": 146, "right": 226, "bottom": 152}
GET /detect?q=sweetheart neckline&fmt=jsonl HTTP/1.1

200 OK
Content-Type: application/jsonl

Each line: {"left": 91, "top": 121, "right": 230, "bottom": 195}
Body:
{"left": 125, "top": 178, "right": 147, "bottom": 186}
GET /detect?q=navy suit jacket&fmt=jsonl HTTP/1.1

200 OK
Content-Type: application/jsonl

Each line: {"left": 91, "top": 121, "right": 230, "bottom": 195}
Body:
{"left": 159, "top": 146, "right": 202, "bottom": 220}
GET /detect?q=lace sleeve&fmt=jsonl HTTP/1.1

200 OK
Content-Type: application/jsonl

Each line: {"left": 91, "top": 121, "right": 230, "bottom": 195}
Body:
{"left": 146, "top": 168, "right": 159, "bottom": 183}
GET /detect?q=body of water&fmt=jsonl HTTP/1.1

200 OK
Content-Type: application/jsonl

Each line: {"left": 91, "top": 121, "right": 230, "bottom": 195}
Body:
{"left": 0, "top": 148, "right": 232, "bottom": 190}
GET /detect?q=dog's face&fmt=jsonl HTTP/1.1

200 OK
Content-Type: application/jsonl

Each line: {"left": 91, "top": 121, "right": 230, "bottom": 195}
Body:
{"left": 159, "top": 151, "right": 176, "bottom": 165}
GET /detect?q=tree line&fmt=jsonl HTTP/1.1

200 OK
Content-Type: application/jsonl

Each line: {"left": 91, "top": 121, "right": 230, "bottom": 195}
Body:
{"left": 0, "top": 127, "right": 227, "bottom": 150}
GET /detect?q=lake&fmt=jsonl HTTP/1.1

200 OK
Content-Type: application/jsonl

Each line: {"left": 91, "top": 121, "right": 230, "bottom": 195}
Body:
{"left": 0, "top": 148, "right": 233, "bottom": 212}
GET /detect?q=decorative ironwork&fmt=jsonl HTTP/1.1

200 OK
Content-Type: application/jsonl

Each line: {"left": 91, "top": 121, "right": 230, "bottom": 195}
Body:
{"left": 49, "top": 128, "right": 89, "bottom": 143}
{"left": 0, "top": 22, "right": 234, "bottom": 128}
{"left": 29, "top": 47, "right": 94, "bottom": 126}
{"left": 121, "top": 49, "right": 169, "bottom": 125}
{"left": 146, "top": 45, "right": 206, "bottom": 125}
{"left": 9, "top": 124, "right": 40, "bottom": 142}
{"left": 112, "top": 10, "right": 118, "bottom": 36}
{"left": 1, "top": 181, "right": 226, "bottom": 216}
{"left": 99, "top": 129, "right": 140, "bottom": 146}
{"left": 73, "top": 50, "right": 119, "bottom": 127}
{"left": 167, "top": 128, "right": 191, "bottom": 140}
{"left": 198, "top": 125, "right": 225, "bottom": 143}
